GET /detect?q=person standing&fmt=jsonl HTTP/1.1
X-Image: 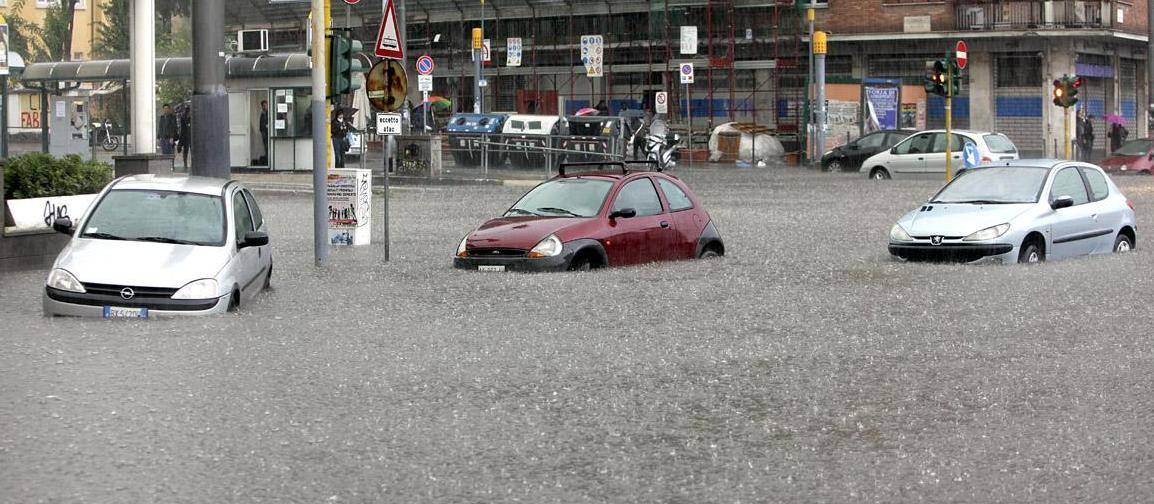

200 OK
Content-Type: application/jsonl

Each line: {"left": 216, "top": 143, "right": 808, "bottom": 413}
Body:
{"left": 177, "top": 105, "right": 192, "bottom": 169}
{"left": 158, "top": 104, "right": 178, "bottom": 155}
{"left": 1079, "top": 113, "right": 1095, "bottom": 162}
{"left": 1108, "top": 121, "right": 1128, "bottom": 154}
{"left": 331, "top": 108, "right": 350, "bottom": 168}
{"left": 259, "top": 100, "right": 269, "bottom": 165}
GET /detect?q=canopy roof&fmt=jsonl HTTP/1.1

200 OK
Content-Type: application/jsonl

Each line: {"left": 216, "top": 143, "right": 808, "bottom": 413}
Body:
{"left": 20, "top": 54, "right": 312, "bottom": 83}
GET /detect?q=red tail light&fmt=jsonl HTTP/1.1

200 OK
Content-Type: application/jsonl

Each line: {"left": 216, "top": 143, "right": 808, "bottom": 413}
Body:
{"left": 981, "top": 156, "right": 992, "bottom": 163}
{"left": 1127, "top": 199, "right": 1135, "bottom": 210}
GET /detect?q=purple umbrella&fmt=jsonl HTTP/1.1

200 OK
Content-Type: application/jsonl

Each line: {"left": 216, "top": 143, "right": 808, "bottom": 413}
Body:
{"left": 1104, "top": 114, "right": 1126, "bottom": 126}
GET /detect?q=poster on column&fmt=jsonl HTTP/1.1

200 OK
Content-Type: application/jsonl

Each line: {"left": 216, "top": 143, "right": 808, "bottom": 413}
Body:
{"left": 507, "top": 37, "right": 522, "bottom": 67}
{"left": 863, "top": 78, "right": 900, "bottom": 132}
{"left": 581, "top": 35, "right": 603, "bottom": 78}
{"left": 326, "top": 169, "right": 373, "bottom": 246}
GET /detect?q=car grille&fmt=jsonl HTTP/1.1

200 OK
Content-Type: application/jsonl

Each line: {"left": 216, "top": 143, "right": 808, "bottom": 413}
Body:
{"left": 46, "top": 283, "right": 216, "bottom": 312}
{"left": 467, "top": 247, "right": 527, "bottom": 258}
{"left": 82, "top": 283, "right": 179, "bottom": 299}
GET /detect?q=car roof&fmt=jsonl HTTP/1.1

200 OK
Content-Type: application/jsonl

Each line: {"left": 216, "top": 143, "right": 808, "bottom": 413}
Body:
{"left": 110, "top": 175, "right": 235, "bottom": 196}
{"left": 910, "top": 129, "right": 1001, "bottom": 136}
{"left": 978, "top": 158, "right": 1100, "bottom": 170}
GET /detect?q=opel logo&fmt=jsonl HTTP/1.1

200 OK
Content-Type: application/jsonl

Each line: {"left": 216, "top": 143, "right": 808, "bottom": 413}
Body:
{"left": 120, "top": 288, "right": 135, "bottom": 300}
{"left": 931, "top": 236, "right": 944, "bottom": 246}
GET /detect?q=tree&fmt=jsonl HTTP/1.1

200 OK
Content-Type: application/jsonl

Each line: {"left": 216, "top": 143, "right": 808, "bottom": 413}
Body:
{"left": 36, "top": 0, "right": 80, "bottom": 61}
{"left": 3, "top": 0, "right": 45, "bottom": 62}
{"left": 95, "top": 0, "right": 129, "bottom": 58}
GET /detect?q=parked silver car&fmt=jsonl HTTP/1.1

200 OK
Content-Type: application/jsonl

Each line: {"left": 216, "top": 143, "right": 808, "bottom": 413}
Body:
{"left": 43, "top": 175, "right": 273, "bottom": 318}
{"left": 861, "top": 129, "right": 1019, "bottom": 180}
{"left": 889, "top": 160, "right": 1137, "bottom": 264}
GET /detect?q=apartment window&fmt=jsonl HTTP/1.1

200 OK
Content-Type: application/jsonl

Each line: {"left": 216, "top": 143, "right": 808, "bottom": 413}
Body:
{"left": 995, "top": 54, "right": 1042, "bottom": 87}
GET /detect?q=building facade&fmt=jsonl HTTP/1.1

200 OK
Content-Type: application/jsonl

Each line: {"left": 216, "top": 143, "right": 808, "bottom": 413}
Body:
{"left": 2, "top": 0, "right": 108, "bottom": 61}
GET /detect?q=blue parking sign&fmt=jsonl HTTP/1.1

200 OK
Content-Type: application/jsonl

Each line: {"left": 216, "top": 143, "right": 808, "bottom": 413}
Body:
{"left": 963, "top": 142, "right": 980, "bottom": 169}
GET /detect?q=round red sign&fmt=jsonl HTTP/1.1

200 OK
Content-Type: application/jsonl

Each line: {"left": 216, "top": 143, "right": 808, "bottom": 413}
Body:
{"left": 956, "top": 40, "right": 968, "bottom": 70}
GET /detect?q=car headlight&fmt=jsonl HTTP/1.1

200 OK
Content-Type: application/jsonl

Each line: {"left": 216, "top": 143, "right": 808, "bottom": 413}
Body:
{"left": 527, "top": 234, "right": 563, "bottom": 258}
{"left": 963, "top": 223, "right": 1010, "bottom": 242}
{"left": 172, "top": 279, "right": 219, "bottom": 300}
{"left": 456, "top": 235, "right": 469, "bottom": 257}
{"left": 46, "top": 269, "right": 85, "bottom": 293}
{"left": 889, "top": 224, "right": 913, "bottom": 242}
{"left": 1120, "top": 164, "right": 1128, "bottom": 171}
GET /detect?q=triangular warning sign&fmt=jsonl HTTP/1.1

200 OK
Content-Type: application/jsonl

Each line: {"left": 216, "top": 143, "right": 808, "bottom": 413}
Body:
{"left": 375, "top": 0, "right": 404, "bottom": 60}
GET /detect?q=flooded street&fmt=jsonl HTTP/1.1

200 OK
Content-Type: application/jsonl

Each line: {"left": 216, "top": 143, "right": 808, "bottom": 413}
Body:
{"left": 3, "top": 169, "right": 1153, "bottom": 502}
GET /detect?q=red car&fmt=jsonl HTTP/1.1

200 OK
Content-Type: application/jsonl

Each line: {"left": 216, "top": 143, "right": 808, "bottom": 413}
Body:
{"left": 454, "top": 162, "right": 724, "bottom": 272}
{"left": 1099, "top": 139, "right": 1154, "bottom": 175}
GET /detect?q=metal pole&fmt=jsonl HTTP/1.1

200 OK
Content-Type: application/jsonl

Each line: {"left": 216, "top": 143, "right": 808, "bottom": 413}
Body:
{"left": 40, "top": 86, "right": 48, "bottom": 153}
{"left": 0, "top": 76, "right": 8, "bottom": 159}
{"left": 191, "top": 0, "right": 230, "bottom": 177}
{"left": 130, "top": 0, "right": 155, "bottom": 155}
{"left": 1149, "top": 0, "right": 1154, "bottom": 136}
{"left": 945, "top": 57, "right": 953, "bottom": 181}
{"left": 815, "top": 52, "right": 826, "bottom": 171}
{"left": 1064, "top": 107, "right": 1071, "bottom": 160}
{"left": 685, "top": 82, "right": 691, "bottom": 168}
{"left": 383, "top": 135, "right": 391, "bottom": 261}
{"left": 806, "top": 8, "right": 814, "bottom": 164}
{"left": 311, "top": 0, "right": 330, "bottom": 267}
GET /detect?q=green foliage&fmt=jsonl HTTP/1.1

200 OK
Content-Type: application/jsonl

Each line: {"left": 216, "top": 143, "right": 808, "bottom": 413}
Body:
{"left": 95, "top": 0, "right": 130, "bottom": 59}
{"left": 4, "top": 0, "right": 45, "bottom": 63}
{"left": 34, "top": 0, "right": 80, "bottom": 62}
{"left": 3, "top": 153, "right": 114, "bottom": 200}
{"left": 96, "top": 0, "right": 189, "bottom": 59}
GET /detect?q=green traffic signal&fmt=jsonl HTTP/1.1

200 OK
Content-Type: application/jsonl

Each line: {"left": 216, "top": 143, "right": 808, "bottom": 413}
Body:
{"left": 329, "top": 33, "right": 366, "bottom": 96}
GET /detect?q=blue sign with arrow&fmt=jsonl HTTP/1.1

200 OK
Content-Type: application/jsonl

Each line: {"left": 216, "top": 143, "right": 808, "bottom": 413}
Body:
{"left": 962, "top": 142, "right": 980, "bottom": 169}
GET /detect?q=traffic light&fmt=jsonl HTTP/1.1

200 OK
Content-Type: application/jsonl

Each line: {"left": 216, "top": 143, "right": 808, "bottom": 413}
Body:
{"left": 1051, "top": 75, "right": 1082, "bottom": 108}
{"left": 925, "top": 59, "right": 948, "bottom": 97}
{"left": 329, "top": 32, "right": 365, "bottom": 97}
{"left": 951, "top": 59, "right": 963, "bottom": 96}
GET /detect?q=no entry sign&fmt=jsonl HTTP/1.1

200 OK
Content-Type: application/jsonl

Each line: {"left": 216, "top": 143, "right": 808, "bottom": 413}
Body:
{"left": 955, "top": 40, "right": 968, "bottom": 70}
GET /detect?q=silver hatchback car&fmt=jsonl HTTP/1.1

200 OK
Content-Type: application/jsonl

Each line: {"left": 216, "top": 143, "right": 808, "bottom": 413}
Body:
{"left": 889, "top": 160, "right": 1137, "bottom": 264}
{"left": 43, "top": 175, "right": 273, "bottom": 318}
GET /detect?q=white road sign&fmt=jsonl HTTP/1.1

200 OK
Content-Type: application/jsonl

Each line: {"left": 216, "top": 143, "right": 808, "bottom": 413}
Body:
{"left": 680, "top": 26, "right": 698, "bottom": 55}
{"left": 507, "top": 37, "right": 522, "bottom": 67}
{"left": 471, "top": 39, "right": 492, "bottom": 63}
{"left": 581, "top": 35, "right": 604, "bottom": 78}
{"left": 418, "top": 75, "right": 433, "bottom": 92}
{"left": 376, "top": 113, "right": 402, "bottom": 135}
{"left": 679, "top": 63, "right": 695, "bottom": 84}
{"left": 655, "top": 92, "right": 669, "bottom": 114}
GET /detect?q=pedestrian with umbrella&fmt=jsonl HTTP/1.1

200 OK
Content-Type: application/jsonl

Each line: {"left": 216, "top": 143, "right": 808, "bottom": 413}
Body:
{"left": 1106, "top": 113, "right": 1128, "bottom": 154}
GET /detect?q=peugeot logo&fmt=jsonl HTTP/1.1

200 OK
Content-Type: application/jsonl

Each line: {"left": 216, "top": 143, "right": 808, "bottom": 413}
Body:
{"left": 120, "top": 288, "right": 135, "bottom": 300}
{"left": 930, "top": 236, "right": 944, "bottom": 246}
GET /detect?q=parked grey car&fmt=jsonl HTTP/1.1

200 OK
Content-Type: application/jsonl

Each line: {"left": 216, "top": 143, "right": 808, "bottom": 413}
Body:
{"left": 889, "top": 160, "right": 1137, "bottom": 264}
{"left": 43, "top": 175, "right": 273, "bottom": 318}
{"left": 861, "top": 129, "right": 1019, "bottom": 180}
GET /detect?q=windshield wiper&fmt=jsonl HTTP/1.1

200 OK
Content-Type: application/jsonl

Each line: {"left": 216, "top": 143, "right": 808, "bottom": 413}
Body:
{"left": 536, "top": 207, "right": 582, "bottom": 217}
{"left": 505, "top": 208, "right": 540, "bottom": 217}
{"left": 80, "top": 232, "right": 126, "bottom": 241}
{"left": 933, "top": 199, "right": 1014, "bottom": 205}
{"left": 136, "top": 236, "right": 200, "bottom": 245}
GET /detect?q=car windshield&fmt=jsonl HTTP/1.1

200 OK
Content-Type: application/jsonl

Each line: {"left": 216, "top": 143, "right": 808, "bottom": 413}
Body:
{"left": 506, "top": 177, "right": 614, "bottom": 218}
{"left": 80, "top": 190, "right": 226, "bottom": 246}
{"left": 983, "top": 134, "right": 1018, "bottom": 154}
{"left": 1112, "top": 139, "right": 1152, "bottom": 156}
{"left": 930, "top": 167, "right": 1049, "bottom": 204}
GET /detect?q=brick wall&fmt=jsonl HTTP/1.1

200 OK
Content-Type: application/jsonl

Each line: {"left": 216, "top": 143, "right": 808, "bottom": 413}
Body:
{"left": 821, "top": 1, "right": 954, "bottom": 34}
{"left": 994, "top": 87, "right": 1044, "bottom": 155}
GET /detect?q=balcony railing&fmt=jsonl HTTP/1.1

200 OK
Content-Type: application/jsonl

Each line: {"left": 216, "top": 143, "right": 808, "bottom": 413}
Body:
{"left": 955, "top": 1, "right": 1112, "bottom": 31}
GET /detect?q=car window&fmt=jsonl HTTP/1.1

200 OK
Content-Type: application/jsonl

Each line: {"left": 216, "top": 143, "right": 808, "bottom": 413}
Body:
{"left": 233, "top": 191, "right": 255, "bottom": 244}
{"left": 983, "top": 134, "right": 1018, "bottom": 154}
{"left": 242, "top": 189, "right": 264, "bottom": 230}
{"left": 613, "top": 178, "right": 663, "bottom": 217}
{"left": 657, "top": 178, "right": 694, "bottom": 211}
{"left": 1050, "top": 167, "right": 1090, "bottom": 206}
{"left": 1080, "top": 167, "right": 1110, "bottom": 201}
{"left": 885, "top": 132, "right": 910, "bottom": 146}
{"left": 893, "top": 133, "right": 933, "bottom": 155}
{"left": 857, "top": 133, "right": 885, "bottom": 149}
{"left": 929, "top": 133, "right": 973, "bottom": 153}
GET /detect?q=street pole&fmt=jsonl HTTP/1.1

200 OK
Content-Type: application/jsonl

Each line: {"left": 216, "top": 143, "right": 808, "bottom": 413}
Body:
{"left": 130, "top": 0, "right": 155, "bottom": 155}
{"left": 311, "top": 0, "right": 329, "bottom": 266}
{"left": 806, "top": 8, "right": 815, "bottom": 165}
{"left": 1148, "top": 0, "right": 1154, "bottom": 136}
{"left": 473, "top": 27, "right": 483, "bottom": 114}
{"left": 814, "top": 31, "right": 827, "bottom": 171}
{"left": 1064, "top": 107, "right": 1071, "bottom": 160}
{"left": 945, "top": 56, "right": 953, "bottom": 182}
{"left": 685, "top": 81, "right": 691, "bottom": 167}
{"left": 1, "top": 77, "right": 8, "bottom": 159}
{"left": 191, "top": 0, "right": 230, "bottom": 178}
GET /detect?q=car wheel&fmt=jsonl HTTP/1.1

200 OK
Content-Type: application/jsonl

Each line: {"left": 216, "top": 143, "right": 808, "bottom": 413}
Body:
{"left": 825, "top": 159, "right": 842, "bottom": 172}
{"left": 568, "top": 256, "right": 593, "bottom": 272}
{"left": 1114, "top": 233, "right": 1134, "bottom": 253}
{"left": 263, "top": 262, "right": 273, "bottom": 290}
{"left": 870, "top": 168, "right": 891, "bottom": 180}
{"left": 1018, "top": 240, "right": 1044, "bottom": 264}
{"left": 227, "top": 288, "right": 240, "bottom": 312}
{"left": 699, "top": 248, "right": 721, "bottom": 259}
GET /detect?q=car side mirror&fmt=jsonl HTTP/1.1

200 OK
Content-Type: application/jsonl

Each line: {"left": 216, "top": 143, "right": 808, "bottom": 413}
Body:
{"left": 52, "top": 217, "right": 74, "bottom": 235}
{"left": 241, "top": 230, "right": 269, "bottom": 248}
{"left": 1051, "top": 195, "right": 1075, "bottom": 210}
{"left": 890, "top": 147, "right": 898, "bottom": 154}
{"left": 609, "top": 208, "right": 637, "bottom": 219}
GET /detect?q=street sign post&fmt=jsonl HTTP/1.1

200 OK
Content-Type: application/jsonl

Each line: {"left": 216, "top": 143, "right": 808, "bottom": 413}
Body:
{"left": 655, "top": 92, "right": 668, "bottom": 114}
{"left": 507, "top": 37, "right": 523, "bottom": 67}
{"left": 680, "top": 26, "right": 697, "bottom": 55}
{"left": 680, "top": 63, "right": 695, "bottom": 165}
{"left": 376, "top": 113, "right": 402, "bottom": 136}
{"left": 375, "top": 112, "right": 403, "bottom": 260}
{"left": 374, "top": 0, "right": 404, "bottom": 60}
{"left": 679, "top": 63, "right": 695, "bottom": 84}
{"left": 955, "top": 40, "right": 968, "bottom": 70}
{"left": 415, "top": 54, "right": 435, "bottom": 75}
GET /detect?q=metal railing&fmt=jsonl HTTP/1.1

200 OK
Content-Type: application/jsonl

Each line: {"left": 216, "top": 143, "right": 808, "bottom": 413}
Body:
{"left": 955, "top": 0, "right": 1112, "bottom": 31}
{"left": 442, "top": 132, "right": 629, "bottom": 179}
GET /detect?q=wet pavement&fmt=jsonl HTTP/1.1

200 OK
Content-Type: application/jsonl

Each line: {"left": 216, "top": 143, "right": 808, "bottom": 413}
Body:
{"left": 2, "top": 168, "right": 1153, "bottom": 502}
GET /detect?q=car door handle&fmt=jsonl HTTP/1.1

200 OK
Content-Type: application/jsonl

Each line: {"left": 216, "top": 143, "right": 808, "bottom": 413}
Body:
{"left": 917, "top": 157, "right": 924, "bottom": 161}
{"left": 660, "top": 221, "right": 670, "bottom": 228}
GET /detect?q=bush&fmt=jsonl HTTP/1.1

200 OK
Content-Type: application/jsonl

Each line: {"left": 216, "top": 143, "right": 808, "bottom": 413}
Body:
{"left": 3, "top": 153, "right": 114, "bottom": 200}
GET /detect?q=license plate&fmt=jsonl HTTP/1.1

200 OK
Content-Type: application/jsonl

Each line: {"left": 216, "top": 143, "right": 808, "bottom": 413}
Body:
{"left": 103, "top": 306, "right": 149, "bottom": 319}
{"left": 477, "top": 265, "right": 506, "bottom": 272}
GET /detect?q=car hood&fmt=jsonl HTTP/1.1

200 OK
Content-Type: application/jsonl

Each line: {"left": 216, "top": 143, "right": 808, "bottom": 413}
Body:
{"left": 54, "top": 238, "right": 232, "bottom": 288}
{"left": 898, "top": 203, "right": 1033, "bottom": 238}
{"left": 467, "top": 216, "right": 586, "bottom": 250}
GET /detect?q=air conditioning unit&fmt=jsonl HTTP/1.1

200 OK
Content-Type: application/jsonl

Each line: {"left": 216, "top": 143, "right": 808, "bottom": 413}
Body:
{"left": 237, "top": 29, "right": 269, "bottom": 53}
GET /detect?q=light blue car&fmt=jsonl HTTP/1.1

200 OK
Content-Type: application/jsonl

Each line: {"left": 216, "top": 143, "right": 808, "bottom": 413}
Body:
{"left": 889, "top": 160, "right": 1137, "bottom": 264}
